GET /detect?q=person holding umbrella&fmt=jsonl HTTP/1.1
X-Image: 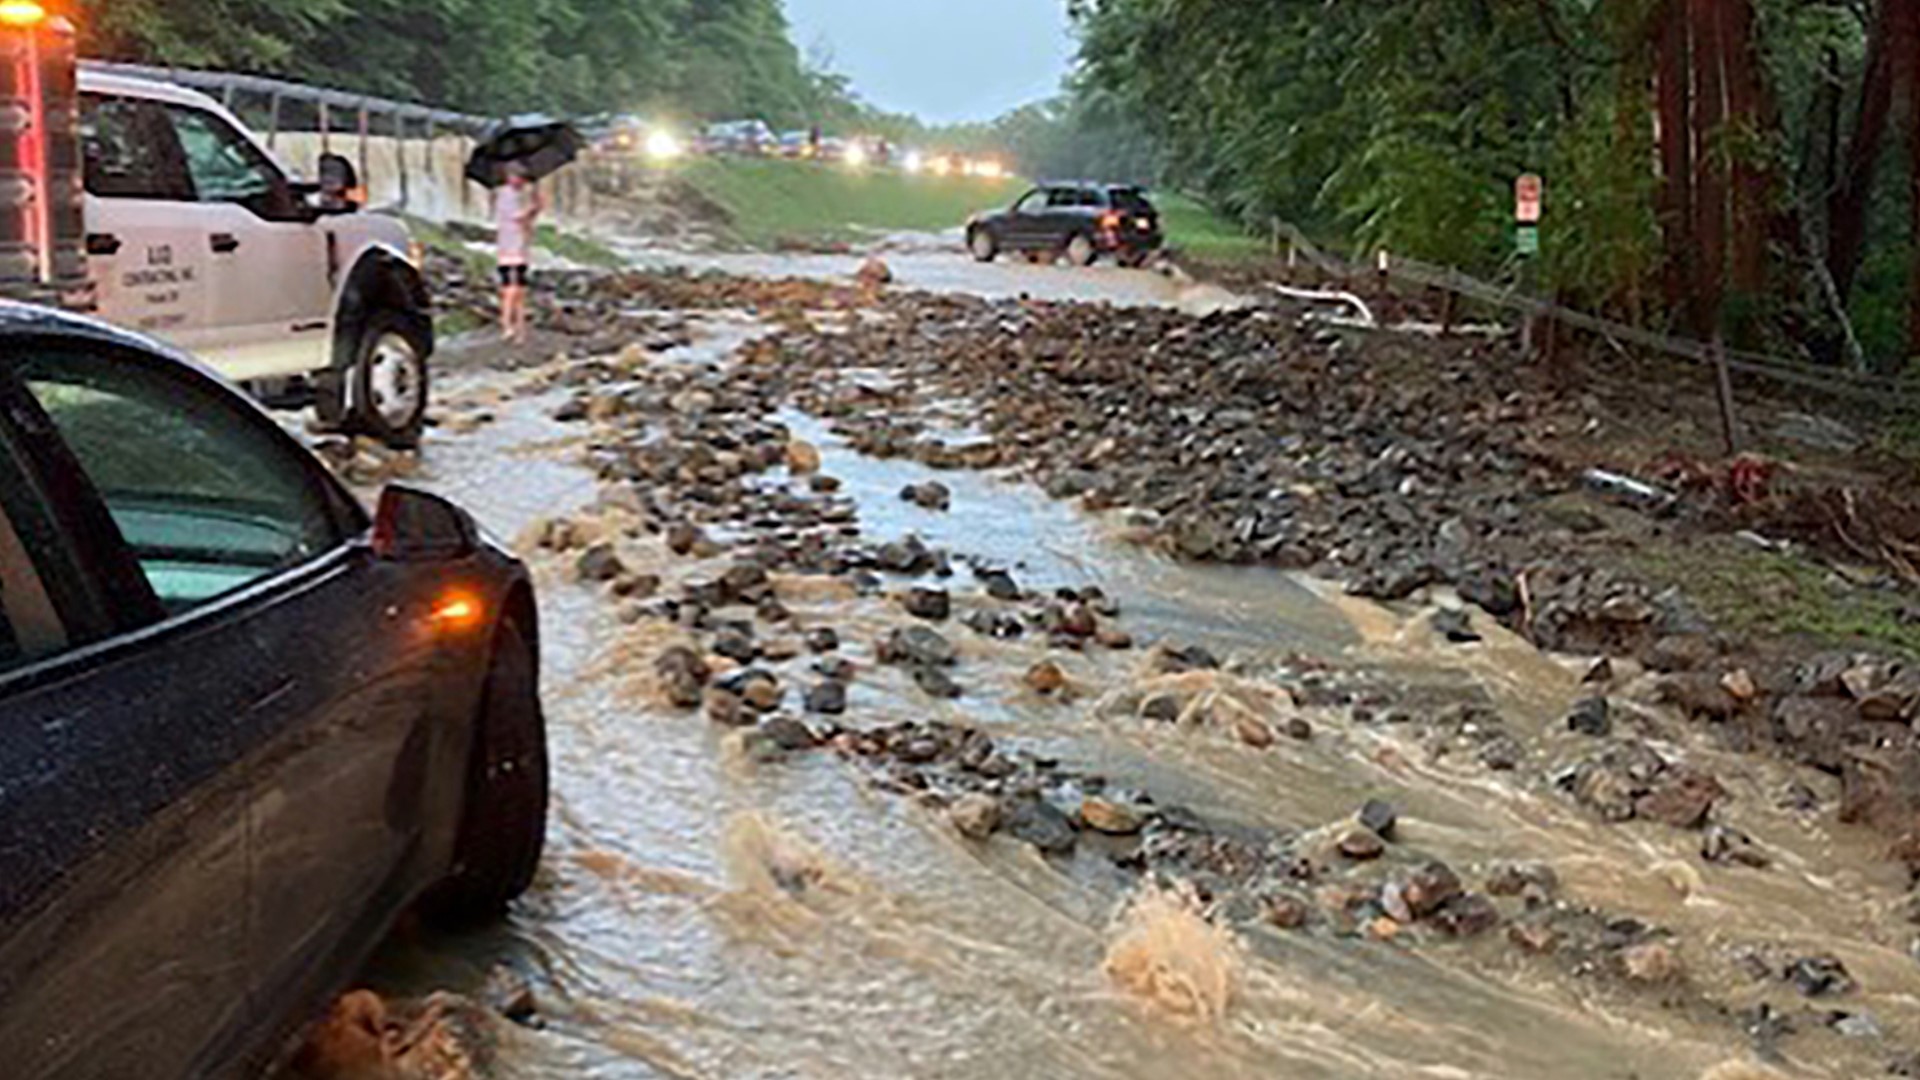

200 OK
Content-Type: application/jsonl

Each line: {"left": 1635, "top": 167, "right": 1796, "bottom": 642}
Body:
{"left": 467, "top": 115, "right": 581, "bottom": 343}
{"left": 494, "top": 162, "right": 542, "bottom": 343}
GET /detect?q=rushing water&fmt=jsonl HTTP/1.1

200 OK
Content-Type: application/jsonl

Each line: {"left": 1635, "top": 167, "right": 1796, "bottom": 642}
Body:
{"left": 348, "top": 304, "right": 1920, "bottom": 1080}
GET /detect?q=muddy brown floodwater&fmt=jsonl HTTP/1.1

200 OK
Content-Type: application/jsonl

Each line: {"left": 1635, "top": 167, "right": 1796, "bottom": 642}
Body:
{"left": 343, "top": 260, "right": 1919, "bottom": 1080}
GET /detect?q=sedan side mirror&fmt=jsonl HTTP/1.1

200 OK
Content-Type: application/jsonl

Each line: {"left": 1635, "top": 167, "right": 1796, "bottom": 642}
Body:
{"left": 372, "top": 486, "right": 478, "bottom": 562}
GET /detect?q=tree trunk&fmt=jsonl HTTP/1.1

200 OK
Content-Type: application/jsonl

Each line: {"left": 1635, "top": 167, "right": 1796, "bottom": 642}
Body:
{"left": 1905, "top": 1, "right": 1920, "bottom": 362}
{"left": 1653, "top": 0, "right": 1695, "bottom": 325}
{"left": 1828, "top": 0, "right": 1898, "bottom": 303}
{"left": 1723, "top": 0, "right": 1767, "bottom": 317}
{"left": 1691, "top": 0, "right": 1728, "bottom": 334}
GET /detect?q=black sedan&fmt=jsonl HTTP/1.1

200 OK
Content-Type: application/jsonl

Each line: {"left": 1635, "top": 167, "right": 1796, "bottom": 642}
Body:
{"left": 966, "top": 183, "right": 1164, "bottom": 267}
{"left": 0, "top": 304, "right": 548, "bottom": 1077}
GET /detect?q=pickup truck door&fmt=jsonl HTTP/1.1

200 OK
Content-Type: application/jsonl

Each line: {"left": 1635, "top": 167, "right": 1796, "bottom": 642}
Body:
{"left": 77, "top": 92, "right": 212, "bottom": 347}
{"left": 0, "top": 367, "right": 250, "bottom": 1080}
{"left": 163, "top": 102, "right": 334, "bottom": 384}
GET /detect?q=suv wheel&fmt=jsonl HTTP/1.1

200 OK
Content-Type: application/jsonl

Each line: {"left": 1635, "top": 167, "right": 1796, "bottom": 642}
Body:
{"left": 1066, "top": 234, "right": 1098, "bottom": 268}
{"left": 425, "top": 617, "right": 548, "bottom": 923}
{"left": 968, "top": 227, "right": 998, "bottom": 263}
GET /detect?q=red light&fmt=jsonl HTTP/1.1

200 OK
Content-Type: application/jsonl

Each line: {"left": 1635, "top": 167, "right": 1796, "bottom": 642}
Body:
{"left": 1100, "top": 212, "right": 1122, "bottom": 231}
{"left": 0, "top": 1, "right": 45, "bottom": 27}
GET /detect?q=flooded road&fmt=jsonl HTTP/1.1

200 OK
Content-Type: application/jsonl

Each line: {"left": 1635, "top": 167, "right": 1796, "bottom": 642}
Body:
{"left": 346, "top": 261, "right": 1920, "bottom": 1080}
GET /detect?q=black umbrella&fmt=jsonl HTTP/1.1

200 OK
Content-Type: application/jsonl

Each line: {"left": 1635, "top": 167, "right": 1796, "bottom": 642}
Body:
{"left": 465, "top": 114, "right": 583, "bottom": 188}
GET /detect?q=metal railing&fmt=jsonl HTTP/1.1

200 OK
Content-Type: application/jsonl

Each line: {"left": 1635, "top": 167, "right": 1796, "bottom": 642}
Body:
{"left": 1269, "top": 217, "right": 1919, "bottom": 418}
{"left": 79, "top": 61, "right": 490, "bottom": 136}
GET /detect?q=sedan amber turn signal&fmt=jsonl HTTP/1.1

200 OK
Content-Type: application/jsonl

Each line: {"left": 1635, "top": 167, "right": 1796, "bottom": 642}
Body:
{"left": 431, "top": 591, "right": 484, "bottom": 631}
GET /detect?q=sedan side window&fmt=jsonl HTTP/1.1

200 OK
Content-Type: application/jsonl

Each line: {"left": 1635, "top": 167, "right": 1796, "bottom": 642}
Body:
{"left": 18, "top": 352, "right": 348, "bottom": 614}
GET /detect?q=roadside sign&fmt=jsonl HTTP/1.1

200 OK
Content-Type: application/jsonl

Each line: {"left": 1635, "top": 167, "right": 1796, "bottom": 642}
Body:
{"left": 1515, "top": 173, "right": 1543, "bottom": 224}
{"left": 1516, "top": 224, "right": 1540, "bottom": 257}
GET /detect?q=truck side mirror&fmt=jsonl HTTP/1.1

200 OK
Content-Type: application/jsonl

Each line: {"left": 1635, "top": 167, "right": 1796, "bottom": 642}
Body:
{"left": 318, "top": 153, "right": 361, "bottom": 209}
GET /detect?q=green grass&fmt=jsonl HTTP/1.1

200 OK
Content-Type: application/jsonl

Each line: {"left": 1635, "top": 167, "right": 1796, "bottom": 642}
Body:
{"left": 677, "top": 157, "right": 1025, "bottom": 248}
{"left": 1636, "top": 542, "right": 1920, "bottom": 657}
{"left": 1157, "top": 194, "right": 1271, "bottom": 261}
{"left": 533, "top": 223, "right": 624, "bottom": 269}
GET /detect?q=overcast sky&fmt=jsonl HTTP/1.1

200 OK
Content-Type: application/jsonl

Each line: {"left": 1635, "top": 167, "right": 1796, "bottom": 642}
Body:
{"left": 783, "top": 0, "right": 1076, "bottom": 125}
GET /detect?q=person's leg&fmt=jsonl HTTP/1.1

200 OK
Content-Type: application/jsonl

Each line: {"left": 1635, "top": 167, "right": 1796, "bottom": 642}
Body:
{"left": 506, "top": 285, "right": 526, "bottom": 342}
{"left": 513, "top": 268, "right": 533, "bottom": 340}
{"left": 498, "top": 272, "right": 513, "bottom": 337}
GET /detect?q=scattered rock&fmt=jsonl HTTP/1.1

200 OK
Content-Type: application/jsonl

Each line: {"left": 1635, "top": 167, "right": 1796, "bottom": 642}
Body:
{"left": 950, "top": 793, "right": 1001, "bottom": 840}
{"left": 900, "top": 482, "right": 951, "bottom": 511}
{"left": 706, "top": 688, "right": 746, "bottom": 727}
{"left": 741, "top": 676, "right": 783, "bottom": 713}
{"left": 1080, "top": 796, "right": 1148, "bottom": 835}
{"left": 881, "top": 626, "right": 957, "bottom": 667}
{"left": 1429, "top": 894, "right": 1501, "bottom": 937}
{"left": 1431, "top": 608, "right": 1481, "bottom": 644}
{"left": 1636, "top": 767, "right": 1724, "bottom": 829}
{"left": 904, "top": 587, "right": 951, "bottom": 621}
{"left": 1338, "top": 828, "right": 1386, "bottom": 861}
{"left": 804, "top": 680, "right": 848, "bottom": 715}
{"left": 1235, "top": 716, "right": 1275, "bottom": 748}
{"left": 806, "top": 627, "right": 841, "bottom": 653}
{"left": 481, "top": 964, "right": 538, "bottom": 1024}
{"left": 1358, "top": 799, "right": 1398, "bottom": 839}
{"left": 1402, "top": 862, "right": 1463, "bottom": 917}
{"left": 760, "top": 716, "right": 818, "bottom": 751}
{"left": 1025, "top": 660, "right": 1069, "bottom": 695}
{"left": 1567, "top": 697, "right": 1612, "bottom": 737}
{"left": 786, "top": 440, "right": 822, "bottom": 474}
{"left": 914, "top": 666, "right": 963, "bottom": 700}
{"left": 1784, "top": 954, "right": 1855, "bottom": 997}
{"left": 979, "top": 569, "right": 1021, "bottom": 601}
{"left": 576, "top": 544, "right": 625, "bottom": 583}
{"left": 1282, "top": 716, "right": 1313, "bottom": 741}
{"left": 1267, "top": 894, "right": 1312, "bottom": 930}
{"left": 1621, "top": 941, "right": 1683, "bottom": 984}
{"left": 1583, "top": 657, "right": 1615, "bottom": 684}
{"left": 1004, "top": 797, "right": 1077, "bottom": 855}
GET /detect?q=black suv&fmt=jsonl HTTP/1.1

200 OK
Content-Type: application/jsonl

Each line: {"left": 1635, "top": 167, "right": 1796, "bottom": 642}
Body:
{"left": 967, "top": 183, "right": 1163, "bottom": 267}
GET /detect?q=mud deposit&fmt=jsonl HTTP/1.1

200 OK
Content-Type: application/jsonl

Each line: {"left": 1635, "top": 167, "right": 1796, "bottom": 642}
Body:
{"left": 304, "top": 268, "right": 1920, "bottom": 1080}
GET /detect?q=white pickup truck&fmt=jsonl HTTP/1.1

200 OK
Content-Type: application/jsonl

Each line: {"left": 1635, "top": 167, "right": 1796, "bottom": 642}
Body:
{"left": 73, "top": 71, "right": 432, "bottom": 447}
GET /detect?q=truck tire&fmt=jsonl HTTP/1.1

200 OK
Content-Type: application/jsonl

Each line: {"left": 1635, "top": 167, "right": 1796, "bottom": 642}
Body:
{"left": 344, "top": 308, "right": 431, "bottom": 450}
{"left": 968, "top": 227, "right": 998, "bottom": 263}
{"left": 1067, "top": 233, "right": 1098, "bottom": 268}
{"left": 426, "top": 616, "right": 548, "bottom": 924}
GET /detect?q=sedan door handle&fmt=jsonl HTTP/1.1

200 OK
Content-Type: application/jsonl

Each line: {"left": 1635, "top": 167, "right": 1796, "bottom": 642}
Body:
{"left": 84, "top": 232, "right": 121, "bottom": 256}
{"left": 210, "top": 232, "right": 240, "bottom": 254}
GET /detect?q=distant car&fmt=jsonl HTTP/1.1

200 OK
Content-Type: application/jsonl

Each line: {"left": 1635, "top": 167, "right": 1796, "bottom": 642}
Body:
{"left": 966, "top": 183, "right": 1164, "bottom": 267}
{"left": 0, "top": 305, "right": 548, "bottom": 1078}
{"left": 776, "top": 130, "right": 815, "bottom": 159}
{"left": 702, "top": 119, "right": 775, "bottom": 156}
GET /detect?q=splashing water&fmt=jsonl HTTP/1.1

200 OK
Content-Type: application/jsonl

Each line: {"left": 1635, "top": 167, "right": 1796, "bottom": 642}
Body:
{"left": 1103, "top": 884, "right": 1240, "bottom": 1023}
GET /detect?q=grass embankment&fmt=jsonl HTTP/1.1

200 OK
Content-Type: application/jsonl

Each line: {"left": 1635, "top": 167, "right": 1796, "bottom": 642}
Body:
{"left": 676, "top": 158, "right": 1266, "bottom": 258}
{"left": 677, "top": 158, "right": 1022, "bottom": 248}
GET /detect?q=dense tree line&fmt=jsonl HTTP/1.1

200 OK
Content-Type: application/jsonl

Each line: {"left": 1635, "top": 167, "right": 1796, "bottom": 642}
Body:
{"left": 72, "top": 0, "right": 859, "bottom": 128}
{"left": 1054, "top": 0, "right": 1920, "bottom": 370}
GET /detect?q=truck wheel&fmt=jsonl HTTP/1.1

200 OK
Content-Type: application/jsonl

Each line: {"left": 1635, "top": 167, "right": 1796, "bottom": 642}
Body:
{"left": 349, "top": 309, "right": 431, "bottom": 450}
{"left": 1067, "top": 234, "right": 1098, "bottom": 268}
{"left": 426, "top": 617, "right": 548, "bottom": 924}
{"left": 968, "top": 227, "right": 998, "bottom": 263}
